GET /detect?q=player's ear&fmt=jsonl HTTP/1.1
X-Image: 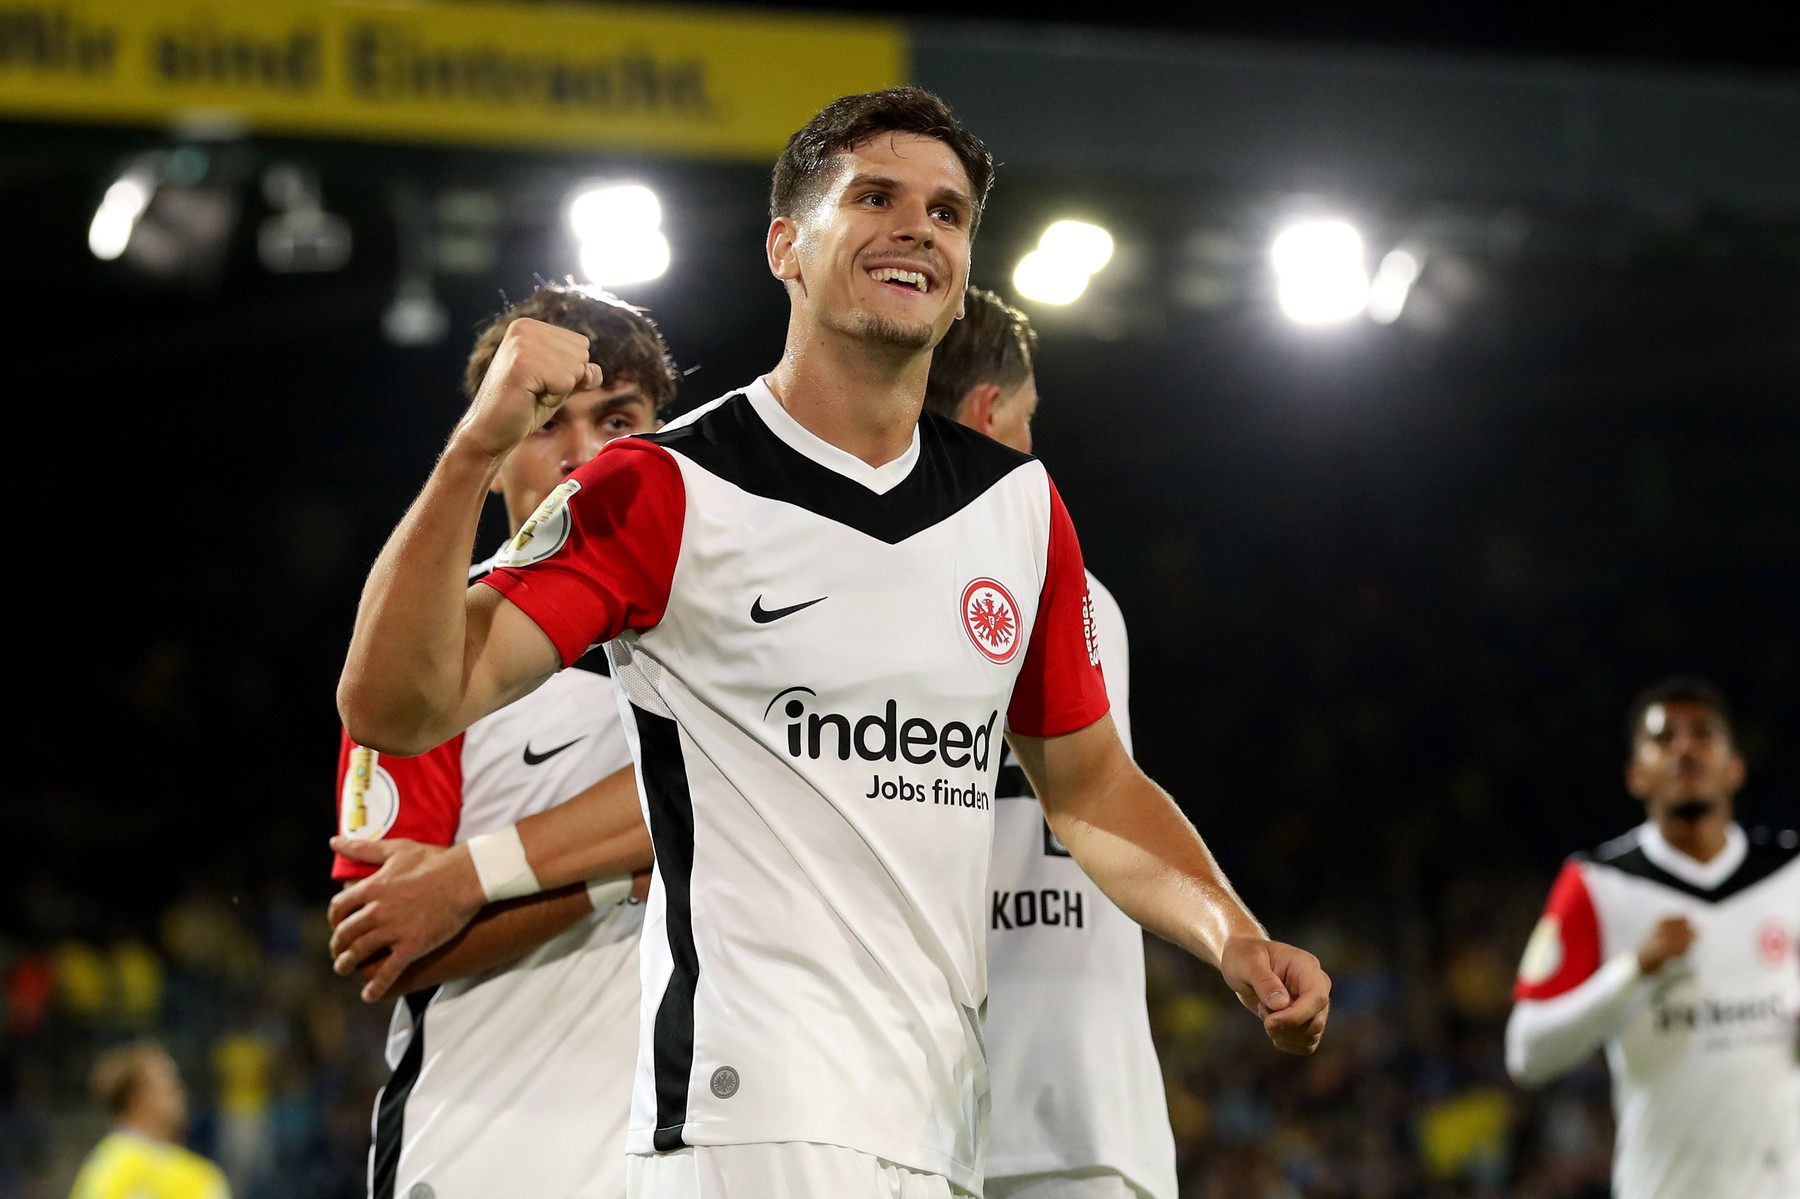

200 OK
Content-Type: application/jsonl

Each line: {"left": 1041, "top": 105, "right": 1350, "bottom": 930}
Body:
{"left": 955, "top": 383, "right": 1003, "bottom": 435}
{"left": 1624, "top": 757, "right": 1650, "bottom": 801}
{"left": 1723, "top": 748, "right": 1747, "bottom": 795}
{"left": 768, "top": 217, "right": 801, "bottom": 282}
{"left": 955, "top": 285, "right": 967, "bottom": 321}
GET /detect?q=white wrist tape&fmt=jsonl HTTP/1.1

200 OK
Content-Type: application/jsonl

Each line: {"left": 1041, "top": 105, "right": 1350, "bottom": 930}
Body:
{"left": 467, "top": 827, "right": 542, "bottom": 902}
{"left": 585, "top": 874, "right": 633, "bottom": 911}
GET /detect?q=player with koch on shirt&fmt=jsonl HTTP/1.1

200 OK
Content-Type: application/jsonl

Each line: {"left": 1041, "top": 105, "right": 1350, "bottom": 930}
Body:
{"left": 1505, "top": 675, "right": 1799, "bottom": 1199}
{"left": 331, "top": 281, "right": 673, "bottom": 1199}
{"left": 333, "top": 86, "right": 1329, "bottom": 1199}
{"left": 922, "top": 286, "right": 1177, "bottom": 1199}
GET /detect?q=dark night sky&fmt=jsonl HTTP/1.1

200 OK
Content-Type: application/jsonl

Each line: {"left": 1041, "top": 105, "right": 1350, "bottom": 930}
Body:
{"left": 5, "top": 3, "right": 1797, "bottom": 937}
{"left": 659, "top": 0, "right": 1800, "bottom": 74}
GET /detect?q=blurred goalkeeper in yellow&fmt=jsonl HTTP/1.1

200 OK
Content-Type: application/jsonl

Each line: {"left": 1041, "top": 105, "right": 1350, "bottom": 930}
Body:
{"left": 69, "top": 1041, "right": 229, "bottom": 1199}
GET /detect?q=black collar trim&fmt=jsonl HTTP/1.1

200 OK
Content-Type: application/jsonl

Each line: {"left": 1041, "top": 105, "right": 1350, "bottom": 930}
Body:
{"left": 650, "top": 395, "right": 1034, "bottom": 545}
{"left": 1581, "top": 827, "right": 1798, "bottom": 903}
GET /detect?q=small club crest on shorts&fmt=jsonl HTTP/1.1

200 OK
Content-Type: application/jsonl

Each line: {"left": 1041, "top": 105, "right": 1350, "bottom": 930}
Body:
{"left": 710, "top": 1065, "right": 740, "bottom": 1099}
{"left": 961, "top": 578, "right": 1021, "bottom": 664}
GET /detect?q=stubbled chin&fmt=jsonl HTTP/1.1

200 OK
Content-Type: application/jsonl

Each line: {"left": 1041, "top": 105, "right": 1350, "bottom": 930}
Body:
{"left": 1666, "top": 799, "right": 1717, "bottom": 821}
{"left": 854, "top": 312, "right": 935, "bottom": 349}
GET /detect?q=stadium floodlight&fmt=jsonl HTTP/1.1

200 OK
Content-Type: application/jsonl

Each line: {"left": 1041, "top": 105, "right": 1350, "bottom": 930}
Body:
{"left": 579, "top": 230, "right": 672, "bottom": 288}
{"left": 1013, "top": 218, "right": 1116, "bottom": 306}
{"left": 1270, "top": 218, "right": 1369, "bottom": 325}
{"left": 566, "top": 182, "right": 669, "bottom": 286}
{"left": 1365, "top": 248, "right": 1423, "bottom": 325}
{"left": 88, "top": 171, "right": 154, "bottom": 261}
{"left": 1012, "top": 249, "right": 1090, "bottom": 305}
{"left": 1038, "top": 220, "right": 1114, "bottom": 275}
{"left": 566, "top": 183, "right": 662, "bottom": 242}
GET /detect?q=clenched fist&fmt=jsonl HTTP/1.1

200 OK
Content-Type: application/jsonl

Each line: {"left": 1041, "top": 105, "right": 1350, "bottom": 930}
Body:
{"left": 1637, "top": 915, "right": 1697, "bottom": 975}
{"left": 455, "top": 318, "right": 602, "bottom": 461}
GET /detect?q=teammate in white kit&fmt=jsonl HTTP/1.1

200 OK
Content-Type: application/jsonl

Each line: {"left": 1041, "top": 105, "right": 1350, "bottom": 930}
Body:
{"left": 331, "top": 282, "right": 672, "bottom": 1199}
{"left": 923, "top": 288, "right": 1177, "bottom": 1199}
{"left": 1506, "top": 676, "right": 1799, "bottom": 1199}
{"left": 335, "top": 88, "right": 1329, "bottom": 1199}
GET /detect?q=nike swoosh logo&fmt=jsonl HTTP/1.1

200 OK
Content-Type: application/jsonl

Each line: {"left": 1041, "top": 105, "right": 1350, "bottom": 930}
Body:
{"left": 522, "top": 737, "right": 586, "bottom": 766}
{"left": 751, "top": 595, "right": 828, "bottom": 624}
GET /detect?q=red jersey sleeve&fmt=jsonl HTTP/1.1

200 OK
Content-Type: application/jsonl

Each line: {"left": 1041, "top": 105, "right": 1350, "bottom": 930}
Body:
{"left": 1007, "top": 477, "right": 1111, "bottom": 738}
{"left": 480, "top": 437, "right": 685, "bottom": 668}
{"left": 1513, "top": 858, "right": 1603, "bottom": 1000}
{"left": 330, "top": 730, "right": 464, "bottom": 881}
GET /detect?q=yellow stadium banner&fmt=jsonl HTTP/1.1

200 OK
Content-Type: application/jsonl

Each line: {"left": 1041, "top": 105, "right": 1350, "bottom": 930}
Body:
{"left": 0, "top": 0, "right": 907, "bottom": 158}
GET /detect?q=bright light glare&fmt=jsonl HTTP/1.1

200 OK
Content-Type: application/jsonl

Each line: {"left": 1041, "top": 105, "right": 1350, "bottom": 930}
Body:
{"left": 1012, "top": 250, "right": 1089, "bottom": 305}
{"left": 1013, "top": 218, "right": 1114, "bottom": 306}
{"left": 1365, "top": 249, "right": 1422, "bottom": 325}
{"left": 566, "top": 183, "right": 662, "bottom": 242}
{"left": 88, "top": 175, "right": 153, "bottom": 261}
{"left": 580, "top": 229, "right": 672, "bottom": 286}
{"left": 1038, "top": 220, "right": 1114, "bottom": 274}
{"left": 1271, "top": 218, "right": 1369, "bottom": 325}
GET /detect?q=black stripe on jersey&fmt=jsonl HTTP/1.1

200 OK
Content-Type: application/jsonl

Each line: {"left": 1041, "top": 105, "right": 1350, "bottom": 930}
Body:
{"left": 371, "top": 986, "right": 438, "bottom": 1199}
{"left": 1582, "top": 826, "right": 1800, "bottom": 904}
{"left": 651, "top": 396, "right": 1034, "bottom": 544}
{"left": 995, "top": 762, "right": 1032, "bottom": 799}
{"left": 572, "top": 644, "right": 612, "bottom": 677}
{"left": 634, "top": 705, "right": 699, "bottom": 1152}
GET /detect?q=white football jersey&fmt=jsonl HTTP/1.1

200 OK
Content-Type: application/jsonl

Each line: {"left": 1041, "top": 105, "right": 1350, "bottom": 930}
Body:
{"left": 1513, "top": 822, "right": 1800, "bottom": 1199}
{"left": 984, "top": 573, "right": 1178, "bottom": 1199}
{"left": 482, "top": 380, "right": 1111, "bottom": 1193}
{"left": 334, "top": 551, "right": 643, "bottom": 1199}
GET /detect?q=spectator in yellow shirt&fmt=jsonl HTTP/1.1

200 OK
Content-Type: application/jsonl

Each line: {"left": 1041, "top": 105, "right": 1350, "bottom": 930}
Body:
{"left": 68, "top": 1041, "right": 229, "bottom": 1199}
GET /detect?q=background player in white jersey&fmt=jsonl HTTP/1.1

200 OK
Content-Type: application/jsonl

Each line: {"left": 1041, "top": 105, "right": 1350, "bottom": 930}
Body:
{"left": 1505, "top": 675, "right": 1799, "bottom": 1199}
{"left": 922, "top": 287, "right": 1177, "bottom": 1199}
{"left": 335, "top": 88, "right": 1329, "bottom": 1199}
{"left": 331, "top": 282, "right": 672, "bottom": 1199}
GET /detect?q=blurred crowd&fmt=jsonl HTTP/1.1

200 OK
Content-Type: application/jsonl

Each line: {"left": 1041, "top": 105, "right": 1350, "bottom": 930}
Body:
{"left": 1, "top": 879, "right": 386, "bottom": 1199}
{"left": 4, "top": 857, "right": 1628, "bottom": 1199}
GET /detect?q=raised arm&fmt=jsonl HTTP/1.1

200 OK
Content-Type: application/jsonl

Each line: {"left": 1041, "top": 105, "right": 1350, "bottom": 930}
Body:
{"left": 337, "top": 319, "right": 600, "bottom": 753}
{"left": 1008, "top": 718, "right": 1329, "bottom": 1054}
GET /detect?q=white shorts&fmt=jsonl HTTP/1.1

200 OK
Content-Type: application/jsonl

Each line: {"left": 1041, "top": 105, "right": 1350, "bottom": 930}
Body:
{"left": 626, "top": 1144, "right": 968, "bottom": 1199}
{"left": 984, "top": 1171, "right": 1150, "bottom": 1199}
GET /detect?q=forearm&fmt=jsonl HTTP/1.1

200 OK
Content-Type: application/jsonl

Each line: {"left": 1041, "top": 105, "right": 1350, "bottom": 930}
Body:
{"left": 1505, "top": 954, "right": 1648, "bottom": 1086}
{"left": 1049, "top": 769, "right": 1264, "bottom": 968}
{"left": 379, "top": 883, "right": 593, "bottom": 996}
{"left": 337, "top": 438, "right": 508, "bottom": 754}
{"left": 517, "top": 767, "right": 654, "bottom": 890}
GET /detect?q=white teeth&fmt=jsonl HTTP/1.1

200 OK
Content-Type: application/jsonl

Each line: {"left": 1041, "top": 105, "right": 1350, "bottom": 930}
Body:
{"left": 869, "top": 267, "right": 928, "bottom": 292}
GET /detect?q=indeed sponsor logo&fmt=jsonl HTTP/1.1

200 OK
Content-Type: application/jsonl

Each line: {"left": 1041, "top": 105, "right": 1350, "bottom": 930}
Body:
{"left": 765, "top": 687, "right": 1000, "bottom": 771}
{"left": 1654, "top": 993, "right": 1790, "bottom": 1034}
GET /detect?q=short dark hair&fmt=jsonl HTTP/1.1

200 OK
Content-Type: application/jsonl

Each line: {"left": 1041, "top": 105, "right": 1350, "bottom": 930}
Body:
{"left": 1625, "top": 675, "right": 1734, "bottom": 749}
{"left": 922, "top": 286, "right": 1036, "bottom": 418}
{"left": 770, "top": 86, "right": 995, "bottom": 235}
{"left": 464, "top": 281, "right": 678, "bottom": 413}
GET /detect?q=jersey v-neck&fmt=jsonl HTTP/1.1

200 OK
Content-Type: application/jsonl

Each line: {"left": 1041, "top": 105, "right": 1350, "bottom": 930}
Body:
{"left": 745, "top": 376, "right": 920, "bottom": 496}
{"left": 1638, "top": 820, "right": 1747, "bottom": 890}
